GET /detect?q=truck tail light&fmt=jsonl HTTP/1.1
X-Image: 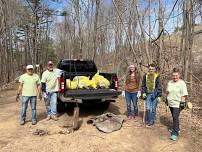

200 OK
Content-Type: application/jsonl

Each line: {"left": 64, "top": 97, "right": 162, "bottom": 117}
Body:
{"left": 60, "top": 76, "right": 65, "bottom": 93}
{"left": 113, "top": 75, "right": 118, "bottom": 90}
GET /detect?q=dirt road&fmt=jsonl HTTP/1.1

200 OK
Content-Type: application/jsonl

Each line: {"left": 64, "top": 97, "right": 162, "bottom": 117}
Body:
{"left": 0, "top": 87, "right": 201, "bottom": 152}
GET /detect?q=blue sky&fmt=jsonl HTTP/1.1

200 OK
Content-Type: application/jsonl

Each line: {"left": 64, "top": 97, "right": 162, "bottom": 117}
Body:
{"left": 46, "top": 0, "right": 182, "bottom": 31}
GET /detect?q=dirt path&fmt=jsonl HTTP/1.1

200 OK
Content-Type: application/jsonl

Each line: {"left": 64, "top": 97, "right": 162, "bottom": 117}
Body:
{"left": 0, "top": 87, "right": 201, "bottom": 152}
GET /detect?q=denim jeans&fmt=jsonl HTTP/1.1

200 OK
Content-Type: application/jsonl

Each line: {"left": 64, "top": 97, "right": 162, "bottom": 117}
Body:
{"left": 44, "top": 92, "right": 57, "bottom": 116}
{"left": 145, "top": 93, "right": 158, "bottom": 124}
{"left": 125, "top": 91, "right": 138, "bottom": 116}
{"left": 170, "top": 107, "right": 181, "bottom": 136}
{"left": 21, "top": 96, "right": 37, "bottom": 122}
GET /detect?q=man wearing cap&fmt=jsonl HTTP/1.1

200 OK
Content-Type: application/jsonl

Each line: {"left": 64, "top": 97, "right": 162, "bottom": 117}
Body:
{"left": 16, "top": 65, "right": 41, "bottom": 125}
{"left": 41, "top": 61, "right": 61, "bottom": 121}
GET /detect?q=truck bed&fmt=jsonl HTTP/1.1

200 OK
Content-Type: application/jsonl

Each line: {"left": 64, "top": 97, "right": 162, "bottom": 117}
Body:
{"left": 59, "top": 89, "right": 121, "bottom": 100}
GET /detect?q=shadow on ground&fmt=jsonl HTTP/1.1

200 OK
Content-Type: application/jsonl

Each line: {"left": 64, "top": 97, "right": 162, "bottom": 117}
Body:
{"left": 58, "top": 102, "right": 122, "bottom": 118}
{"left": 159, "top": 115, "right": 172, "bottom": 130}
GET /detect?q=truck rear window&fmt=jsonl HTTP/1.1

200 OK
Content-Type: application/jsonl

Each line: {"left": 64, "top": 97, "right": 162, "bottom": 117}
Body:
{"left": 58, "top": 60, "right": 97, "bottom": 73}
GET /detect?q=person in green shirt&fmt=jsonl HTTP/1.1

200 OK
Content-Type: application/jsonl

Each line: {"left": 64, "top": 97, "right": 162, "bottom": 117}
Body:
{"left": 166, "top": 68, "right": 188, "bottom": 141}
{"left": 41, "top": 61, "right": 61, "bottom": 121}
{"left": 16, "top": 65, "right": 41, "bottom": 125}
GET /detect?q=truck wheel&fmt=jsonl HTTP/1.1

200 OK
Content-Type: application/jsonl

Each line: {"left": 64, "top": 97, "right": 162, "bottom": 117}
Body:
{"left": 100, "top": 102, "right": 110, "bottom": 110}
{"left": 57, "top": 99, "right": 66, "bottom": 113}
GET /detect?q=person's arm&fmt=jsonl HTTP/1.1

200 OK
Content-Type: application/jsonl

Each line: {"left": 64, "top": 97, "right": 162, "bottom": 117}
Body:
{"left": 57, "top": 77, "right": 60, "bottom": 91}
{"left": 41, "top": 72, "right": 47, "bottom": 92}
{"left": 141, "top": 74, "right": 146, "bottom": 94}
{"left": 16, "top": 76, "right": 23, "bottom": 102}
{"left": 17, "top": 83, "right": 23, "bottom": 95}
{"left": 137, "top": 73, "right": 142, "bottom": 90}
{"left": 36, "top": 75, "right": 42, "bottom": 100}
{"left": 181, "top": 81, "right": 188, "bottom": 102}
{"left": 37, "top": 84, "right": 41, "bottom": 94}
{"left": 155, "top": 76, "right": 162, "bottom": 97}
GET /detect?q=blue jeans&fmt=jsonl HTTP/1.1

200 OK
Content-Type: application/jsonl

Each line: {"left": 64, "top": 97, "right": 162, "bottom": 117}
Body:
{"left": 44, "top": 92, "right": 57, "bottom": 116}
{"left": 145, "top": 93, "right": 158, "bottom": 124}
{"left": 125, "top": 91, "right": 138, "bottom": 116}
{"left": 21, "top": 96, "right": 37, "bottom": 122}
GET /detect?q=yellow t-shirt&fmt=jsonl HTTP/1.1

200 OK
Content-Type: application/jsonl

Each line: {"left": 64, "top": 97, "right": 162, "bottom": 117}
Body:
{"left": 41, "top": 69, "right": 61, "bottom": 92}
{"left": 166, "top": 79, "right": 188, "bottom": 108}
{"left": 19, "top": 73, "right": 40, "bottom": 96}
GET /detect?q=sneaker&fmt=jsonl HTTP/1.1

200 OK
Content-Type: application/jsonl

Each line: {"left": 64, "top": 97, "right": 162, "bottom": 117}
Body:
{"left": 20, "top": 120, "right": 25, "bottom": 125}
{"left": 32, "top": 121, "right": 37, "bottom": 125}
{"left": 170, "top": 134, "right": 177, "bottom": 141}
{"left": 51, "top": 115, "right": 58, "bottom": 121}
{"left": 149, "top": 121, "right": 154, "bottom": 126}
{"left": 46, "top": 115, "right": 51, "bottom": 121}
{"left": 128, "top": 116, "right": 133, "bottom": 120}
{"left": 145, "top": 124, "right": 153, "bottom": 128}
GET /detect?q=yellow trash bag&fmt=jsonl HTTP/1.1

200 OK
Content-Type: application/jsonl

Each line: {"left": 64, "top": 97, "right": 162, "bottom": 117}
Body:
{"left": 73, "top": 76, "right": 91, "bottom": 89}
{"left": 66, "top": 79, "right": 78, "bottom": 89}
{"left": 92, "top": 71, "right": 110, "bottom": 88}
{"left": 73, "top": 76, "right": 89, "bottom": 81}
{"left": 88, "top": 80, "right": 97, "bottom": 89}
{"left": 99, "top": 78, "right": 110, "bottom": 88}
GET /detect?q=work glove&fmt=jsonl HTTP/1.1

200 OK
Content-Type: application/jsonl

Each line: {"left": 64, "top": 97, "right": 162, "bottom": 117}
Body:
{"left": 42, "top": 92, "right": 48, "bottom": 99}
{"left": 16, "top": 93, "right": 20, "bottom": 102}
{"left": 137, "top": 91, "right": 141, "bottom": 98}
{"left": 180, "top": 101, "right": 186, "bottom": 110}
{"left": 121, "top": 91, "right": 125, "bottom": 97}
{"left": 142, "top": 93, "right": 147, "bottom": 100}
{"left": 157, "top": 97, "right": 161, "bottom": 102}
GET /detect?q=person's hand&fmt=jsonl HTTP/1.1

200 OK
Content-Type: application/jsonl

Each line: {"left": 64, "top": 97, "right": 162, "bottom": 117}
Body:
{"left": 16, "top": 93, "right": 20, "bottom": 102}
{"left": 121, "top": 91, "right": 125, "bottom": 97}
{"left": 157, "top": 97, "right": 161, "bottom": 102}
{"left": 180, "top": 101, "right": 186, "bottom": 109}
{"left": 142, "top": 93, "right": 147, "bottom": 100}
{"left": 137, "top": 91, "right": 141, "bottom": 98}
{"left": 42, "top": 92, "right": 48, "bottom": 99}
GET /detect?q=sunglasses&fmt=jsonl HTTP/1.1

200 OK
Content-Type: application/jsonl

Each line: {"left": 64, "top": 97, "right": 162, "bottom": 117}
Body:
{"left": 27, "top": 69, "right": 33, "bottom": 71}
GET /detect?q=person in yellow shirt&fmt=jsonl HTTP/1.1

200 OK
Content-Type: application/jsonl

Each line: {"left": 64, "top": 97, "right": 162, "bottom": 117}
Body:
{"left": 16, "top": 65, "right": 41, "bottom": 125}
{"left": 41, "top": 61, "right": 61, "bottom": 121}
{"left": 166, "top": 68, "right": 188, "bottom": 141}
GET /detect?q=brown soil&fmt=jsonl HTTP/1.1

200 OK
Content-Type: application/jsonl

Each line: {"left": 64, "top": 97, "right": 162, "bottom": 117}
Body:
{"left": 0, "top": 86, "right": 201, "bottom": 152}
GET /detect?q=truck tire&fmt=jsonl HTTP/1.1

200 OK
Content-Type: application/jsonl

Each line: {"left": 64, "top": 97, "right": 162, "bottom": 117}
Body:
{"left": 99, "top": 102, "right": 110, "bottom": 110}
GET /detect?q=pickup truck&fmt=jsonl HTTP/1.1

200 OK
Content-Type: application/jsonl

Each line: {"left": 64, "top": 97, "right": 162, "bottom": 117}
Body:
{"left": 57, "top": 59, "right": 121, "bottom": 112}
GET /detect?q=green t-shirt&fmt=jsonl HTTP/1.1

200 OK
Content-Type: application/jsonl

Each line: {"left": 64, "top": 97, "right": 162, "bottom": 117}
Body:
{"left": 41, "top": 69, "right": 61, "bottom": 92}
{"left": 166, "top": 79, "right": 188, "bottom": 108}
{"left": 19, "top": 73, "right": 40, "bottom": 96}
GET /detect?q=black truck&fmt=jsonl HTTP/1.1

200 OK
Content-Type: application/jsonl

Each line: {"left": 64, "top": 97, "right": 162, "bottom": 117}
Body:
{"left": 56, "top": 59, "right": 121, "bottom": 112}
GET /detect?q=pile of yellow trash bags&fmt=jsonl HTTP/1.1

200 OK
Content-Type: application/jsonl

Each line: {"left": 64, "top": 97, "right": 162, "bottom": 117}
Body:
{"left": 66, "top": 71, "right": 110, "bottom": 89}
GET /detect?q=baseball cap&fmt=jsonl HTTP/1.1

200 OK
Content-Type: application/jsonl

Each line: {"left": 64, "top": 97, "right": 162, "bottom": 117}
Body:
{"left": 47, "top": 61, "right": 53, "bottom": 65}
{"left": 26, "top": 65, "right": 34, "bottom": 69}
{"left": 129, "top": 64, "right": 135, "bottom": 68}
